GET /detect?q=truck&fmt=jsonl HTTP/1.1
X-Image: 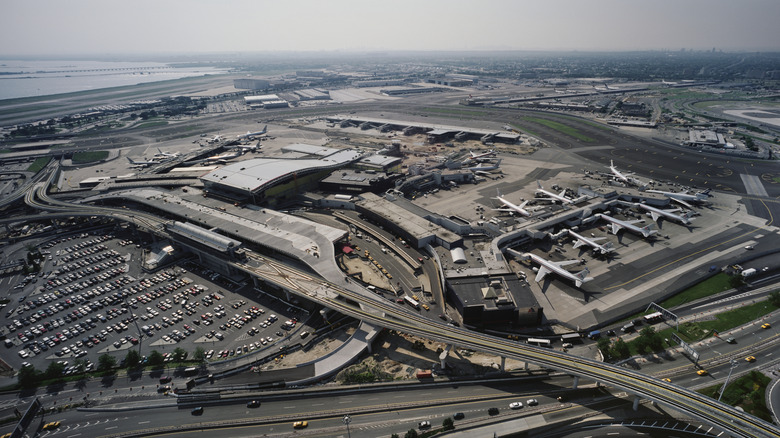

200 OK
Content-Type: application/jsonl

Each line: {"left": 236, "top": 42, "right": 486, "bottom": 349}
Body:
{"left": 621, "top": 322, "right": 635, "bottom": 333}
{"left": 416, "top": 369, "right": 433, "bottom": 379}
{"left": 587, "top": 330, "right": 601, "bottom": 340}
{"left": 741, "top": 268, "right": 757, "bottom": 277}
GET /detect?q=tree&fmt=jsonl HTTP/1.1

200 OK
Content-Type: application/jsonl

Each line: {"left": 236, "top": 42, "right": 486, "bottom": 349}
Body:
{"left": 729, "top": 274, "right": 746, "bottom": 290}
{"left": 98, "top": 354, "right": 117, "bottom": 372}
{"left": 45, "top": 361, "right": 66, "bottom": 381}
{"left": 596, "top": 337, "right": 613, "bottom": 361}
{"left": 391, "top": 434, "right": 400, "bottom": 438}
{"left": 18, "top": 365, "right": 40, "bottom": 388}
{"left": 125, "top": 349, "right": 141, "bottom": 369}
{"left": 637, "top": 327, "right": 664, "bottom": 353}
{"left": 442, "top": 416, "right": 455, "bottom": 430}
{"left": 148, "top": 350, "right": 165, "bottom": 367}
{"left": 769, "top": 290, "right": 780, "bottom": 307}
{"left": 611, "top": 338, "right": 631, "bottom": 360}
{"left": 193, "top": 347, "right": 206, "bottom": 362}
{"left": 404, "top": 429, "right": 419, "bottom": 438}
{"left": 172, "top": 347, "right": 187, "bottom": 362}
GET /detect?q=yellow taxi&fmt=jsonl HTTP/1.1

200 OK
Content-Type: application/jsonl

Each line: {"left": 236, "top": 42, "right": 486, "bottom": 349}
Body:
{"left": 43, "top": 421, "right": 61, "bottom": 430}
{"left": 662, "top": 378, "right": 672, "bottom": 382}
{"left": 745, "top": 356, "right": 756, "bottom": 362}
{"left": 293, "top": 421, "right": 308, "bottom": 429}
{"left": 421, "top": 304, "right": 430, "bottom": 311}
{"left": 696, "top": 369, "right": 708, "bottom": 376}
{"left": 761, "top": 323, "right": 771, "bottom": 329}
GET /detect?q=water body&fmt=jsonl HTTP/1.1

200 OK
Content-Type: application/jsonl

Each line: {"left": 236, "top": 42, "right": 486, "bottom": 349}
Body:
{"left": 0, "top": 60, "right": 231, "bottom": 100}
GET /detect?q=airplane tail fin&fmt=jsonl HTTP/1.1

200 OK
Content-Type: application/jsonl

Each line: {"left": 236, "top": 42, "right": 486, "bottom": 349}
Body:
{"left": 495, "top": 159, "right": 502, "bottom": 167}
{"left": 126, "top": 157, "right": 136, "bottom": 164}
{"left": 640, "top": 225, "right": 657, "bottom": 237}
{"left": 574, "top": 269, "right": 593, "bottom": 287}
{"left": 602, "top": 241, "right": 615, "bottom": 253}
{"left": 537, "top": 180, "right": 543, "bottom": 189}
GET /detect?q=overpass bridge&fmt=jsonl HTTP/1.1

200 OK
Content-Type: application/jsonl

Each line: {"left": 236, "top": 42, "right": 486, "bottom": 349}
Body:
{"left": 20, "top": 165, "right": 780, "bottom": 438}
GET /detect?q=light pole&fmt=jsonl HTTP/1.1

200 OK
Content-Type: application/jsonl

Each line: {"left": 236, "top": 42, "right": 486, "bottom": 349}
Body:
{"left": 718, "top": 359, "right": 739, "bottom": 402}
{"left": 343, "top": 415, "right": 351, "bottom": 438}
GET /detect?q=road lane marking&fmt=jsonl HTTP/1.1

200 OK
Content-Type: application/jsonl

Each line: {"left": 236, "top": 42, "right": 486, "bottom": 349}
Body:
{"left": 138, "top": 421, "right": 150, "bottom": 424}
{"left": 105, "top": 426, "right": 117, "bottom": 430}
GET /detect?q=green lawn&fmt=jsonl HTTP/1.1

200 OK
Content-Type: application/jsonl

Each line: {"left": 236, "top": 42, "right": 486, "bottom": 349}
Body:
{"left": 626, "top": 300, "right": 778, "bottom": 357}
{"left": 26, "top": 157, "right": 51, "bottom": 173}
{"left": 659, "top": 273, "right": 732, "bottom": 308}
{"left": 134, "top": 120, "right": 169, "bottom": 129}
{"left": 72, "top": 151, "right": 108, "bottom": 164}
{"left": 698, "top": 371, "right": 773, "bottom": 422}
{"left": 521, "top": 116, "right": 595, "bottom": 142}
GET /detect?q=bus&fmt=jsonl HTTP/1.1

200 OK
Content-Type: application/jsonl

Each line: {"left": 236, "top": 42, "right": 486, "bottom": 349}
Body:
{"left": 403, "top": 295, "right": 420, "bottom": 310}
{"left": 527, "top": 338, "right": 552, "bottom": 348}
{"left": 560, "top": 333, "right": 582, "bottom": 343}
{"left": 643, "top": 311, "right": 664, "bottom": 324}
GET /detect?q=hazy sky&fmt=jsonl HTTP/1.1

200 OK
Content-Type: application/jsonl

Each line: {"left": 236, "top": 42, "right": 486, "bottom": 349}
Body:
{"left": 2, "top": 0, "right": 779, "bottom": 57}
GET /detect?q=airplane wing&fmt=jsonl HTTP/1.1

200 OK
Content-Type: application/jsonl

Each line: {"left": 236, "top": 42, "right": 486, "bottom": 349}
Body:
{"left": 648, "top": 211, "right": 661, "bottom": 222}
{"left": 552, "top": 260, "right": 579, "bottom": 267}
{"left": 534, "top": 266, "right": 551, "bottom": 283}
{"left": 534, "top": 197, "right": 557, "bottom": 203}
{"left": 669, "top": 197, "right": 694, "bottom": 209}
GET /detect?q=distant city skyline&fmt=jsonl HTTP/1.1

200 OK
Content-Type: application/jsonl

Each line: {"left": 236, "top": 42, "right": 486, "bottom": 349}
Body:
{"left": 1, "top": 0, "right": 779, "bottom": 57}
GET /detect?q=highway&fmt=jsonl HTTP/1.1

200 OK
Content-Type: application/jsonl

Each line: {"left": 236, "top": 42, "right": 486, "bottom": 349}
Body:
{"left": 21, "top": 163, "right": 780, "bottom": 437}
{"left": 230, "top": 252, "right": 780, "bottom": 437}
{"left": 8, "top": 378, "right": 625, "bottom": 438}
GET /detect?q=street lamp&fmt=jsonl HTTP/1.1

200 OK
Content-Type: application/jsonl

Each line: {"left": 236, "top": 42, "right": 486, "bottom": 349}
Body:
{"left": 718, "top": 359, "right": 739, "bottom": 402}
{"left": 343, "top": 415, "right": 351, "bottom": 438}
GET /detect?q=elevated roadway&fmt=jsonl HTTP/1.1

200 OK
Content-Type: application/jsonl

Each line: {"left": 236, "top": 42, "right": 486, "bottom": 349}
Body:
{"left": 230, "top": 252, "right": 780, "bottom": 438}
{"left": 21, "top": 165, "right": 780, "bottom": 438}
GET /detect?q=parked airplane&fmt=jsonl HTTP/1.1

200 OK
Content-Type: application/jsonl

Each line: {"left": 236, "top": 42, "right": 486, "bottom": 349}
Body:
{"left": 594, "top": 213, "right": 657, "bottom": 238}
{"left": 238, "top": 125, "right": 267, "bottom": 140}
{"left": 567, "top": 229, "right": 615, "bottom": 255}
{"left": 153, "top": 148, "right": 180, "bottom": 160}
{"left": 204, "top": 149, "right": 243, "bottom": 164}
{"left": 465, "top": 158, "right": 502, "bottom": 173}
{"left": 512, "top": 250, "right": 593, "bottom": 288}
{"left": 126, "top": 157, "right": 160, "bottom": 168}
{"left": 493, "top": 191, "right": 532, "bottom": 217}
{"left": 238, "top": 142, "right": 262, "bottom": 152}
{"left": 464, "top": 149, "right": 497, "bottom": 162}
{"left": 635, "top": 203, "right": 693, "bottom": 225}
{"left": 646, "top": 189, "right": 711, "bottom": 209}
{"left": 608, "top": 160, "right": 648, "bottom": 187}
{"left": 535, "top": 181, "right": 585, "bottom": 204}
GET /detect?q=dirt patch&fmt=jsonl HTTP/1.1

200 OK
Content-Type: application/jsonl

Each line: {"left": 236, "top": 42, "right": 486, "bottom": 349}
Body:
{"left": 257, "top": 326, "right": 537, "bottom": 382}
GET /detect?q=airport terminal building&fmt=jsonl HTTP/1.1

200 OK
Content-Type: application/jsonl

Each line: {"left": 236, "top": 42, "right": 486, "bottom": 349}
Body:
{"left": 200, "top": 149, "right": 362, "bottom": 205}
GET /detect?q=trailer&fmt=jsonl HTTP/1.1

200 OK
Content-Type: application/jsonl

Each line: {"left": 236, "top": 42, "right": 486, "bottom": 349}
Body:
{"left": 527, "top": 338, "right": 552, "bottom": 348}
{"left": 561, "top": 333, "right": 582, "bottom": 343}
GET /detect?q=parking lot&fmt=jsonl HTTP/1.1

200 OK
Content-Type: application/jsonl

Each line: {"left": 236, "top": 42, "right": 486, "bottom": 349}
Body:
{"left": 1, "top": 229, "right": 308, "bottom": 375}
